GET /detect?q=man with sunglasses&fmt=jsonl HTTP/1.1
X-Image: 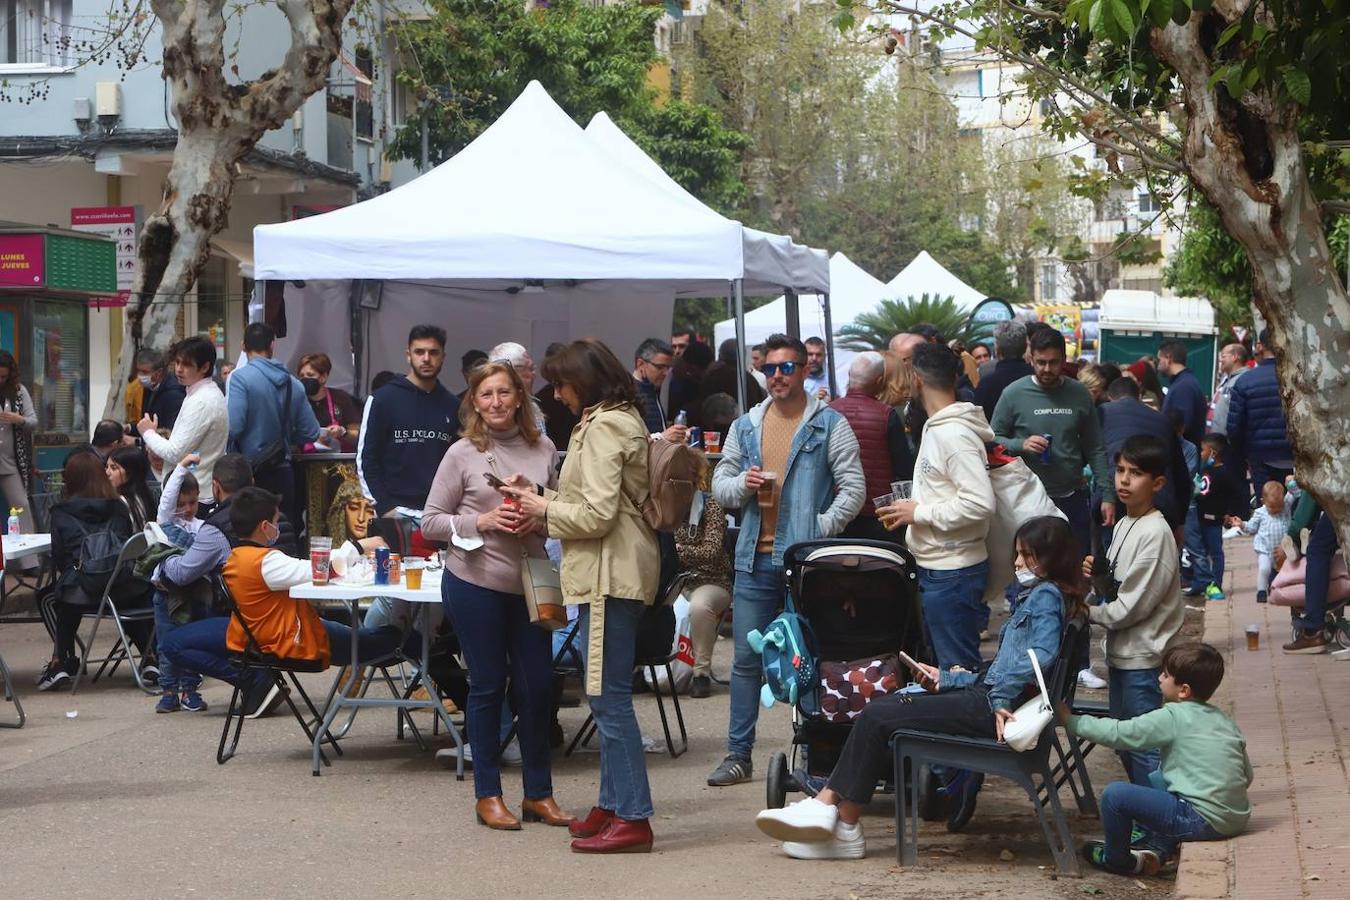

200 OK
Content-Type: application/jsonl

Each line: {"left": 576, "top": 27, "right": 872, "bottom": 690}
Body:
{"left": 632, "top": 338, "right": 687, "bottom": 443}
{"left": 707, "top": 333, "right": 865, "bottom": 787}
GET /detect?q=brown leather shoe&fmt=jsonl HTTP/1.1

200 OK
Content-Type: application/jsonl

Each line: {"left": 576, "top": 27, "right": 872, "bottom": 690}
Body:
{"left": 569, "top": 806, "right": 614, "bottom": 838}
{"left": 570, "top": 816, "right": 653, "bottom": 853}
{"left": 475, "top": 796, "right": 522, "bottom": 831}
{"left": 521, "top": 797, "right": 576, "bottom": 827}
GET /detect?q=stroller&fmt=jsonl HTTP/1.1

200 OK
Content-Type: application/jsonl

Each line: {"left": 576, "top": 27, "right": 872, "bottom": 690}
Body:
{"left": 764, "top": 539, "right": 929, "bottom": 810}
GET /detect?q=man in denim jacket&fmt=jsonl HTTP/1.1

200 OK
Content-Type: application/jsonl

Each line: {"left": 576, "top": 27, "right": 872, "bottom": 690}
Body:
{"left": 706, "top": 333, "right": 864, "bottom": 787}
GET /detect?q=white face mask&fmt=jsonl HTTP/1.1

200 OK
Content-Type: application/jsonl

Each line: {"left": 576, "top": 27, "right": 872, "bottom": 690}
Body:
{"left": 1014, "top": 568, "right": 1039, "bottom": 587}
{"left": 137, "top": 374, "right": 154, "bottom": 388}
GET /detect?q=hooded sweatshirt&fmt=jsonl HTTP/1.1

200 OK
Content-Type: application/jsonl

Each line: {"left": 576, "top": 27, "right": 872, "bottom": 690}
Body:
{"left": 908, "top": 401, "right": 996, "bottom": 570}
{"left": 48, "top": 497, "right": 136, "bottom": 595}
{"left": 357, "top": 374, "right": 461, "bottom": 513}
{"left": 226, "top": 356, "right": 322, "bottom": 462}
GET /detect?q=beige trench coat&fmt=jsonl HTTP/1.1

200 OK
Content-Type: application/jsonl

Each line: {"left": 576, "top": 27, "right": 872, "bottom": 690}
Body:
{"left": 545, "top": 401, "right": 659, "bottom": 695}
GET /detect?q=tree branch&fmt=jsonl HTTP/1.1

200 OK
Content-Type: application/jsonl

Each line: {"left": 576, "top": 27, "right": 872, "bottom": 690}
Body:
{"left": 242, "top": 0, "right": 352, "bottom": 130}
{"left": 1324, "top": 200, "right": 1350, "bottom": 215}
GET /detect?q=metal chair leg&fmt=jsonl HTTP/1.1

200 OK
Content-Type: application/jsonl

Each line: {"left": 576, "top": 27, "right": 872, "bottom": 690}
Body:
{"left": 217, "top": 683, "right": 247, "bottom": 764}
{"left": 0, "top": 651, "right": 24, "bottom": 729}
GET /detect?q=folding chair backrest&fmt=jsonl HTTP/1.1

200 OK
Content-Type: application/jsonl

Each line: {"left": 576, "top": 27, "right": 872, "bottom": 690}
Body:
{"left": 1048, "top": 616, "right": 1088, "bottom": 708}
{"left": 99, "top": 532, "right": 150, "bottom": 609}
{"left": 209, "top": 573, "right": 268, "bottom": 658}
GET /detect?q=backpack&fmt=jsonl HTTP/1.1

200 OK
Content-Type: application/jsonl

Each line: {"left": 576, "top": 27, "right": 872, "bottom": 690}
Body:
{"left": 74, "top": 516, "right": 139, "bottom": 598}
{"left": 982, "top": 444, "right": 1066, "bottom": 605}
{"left": 747, "top": 602, "right": 818, "bottom": 712}
{"left": 633, "top": 437, "right": 702, "bottom": 533}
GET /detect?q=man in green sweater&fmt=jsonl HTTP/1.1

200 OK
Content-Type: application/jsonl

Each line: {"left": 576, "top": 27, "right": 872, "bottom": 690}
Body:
{"left": 990, "top": 327, "right": 1115, "bottom": 551}
{"left": 1058, "top": 643, "right": 1253, "bottom": 876}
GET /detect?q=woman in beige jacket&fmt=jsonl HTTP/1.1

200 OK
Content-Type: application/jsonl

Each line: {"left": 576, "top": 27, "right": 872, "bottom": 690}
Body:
{"left": 505, "top": 339, "right": 659, "bottom": 854}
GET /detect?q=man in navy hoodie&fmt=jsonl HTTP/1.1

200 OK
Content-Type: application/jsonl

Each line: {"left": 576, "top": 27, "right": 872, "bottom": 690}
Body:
{"left": 227, "top": 322, "right": 326, "bottom": 526}
{"left": 1226, "top": 329, "right": 1292, "bottom": 500}
{"left": 1158, "top": 340, "right": 1207, "bottom": 447}
{"left": 358, "top": 324, "right": 460, "bottom": 514}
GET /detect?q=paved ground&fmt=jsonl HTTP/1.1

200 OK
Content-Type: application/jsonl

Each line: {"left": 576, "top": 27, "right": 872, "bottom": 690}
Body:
{"left": 1175, "top": 536, "right": 1350, "bottom": 900}
{"left": 0, "top": 536, "right": 1335, "bottom": 898}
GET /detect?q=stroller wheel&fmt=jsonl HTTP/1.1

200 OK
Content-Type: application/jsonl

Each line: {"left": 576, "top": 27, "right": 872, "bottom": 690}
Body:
{"left": 917, "top": 765, "right": 945, "bottom": 822}
{"left": 766, "top": 752, "right": 790, "bottom": 809}
{"left": 1333, "top": 614, "right": 1350, "bottom": 651}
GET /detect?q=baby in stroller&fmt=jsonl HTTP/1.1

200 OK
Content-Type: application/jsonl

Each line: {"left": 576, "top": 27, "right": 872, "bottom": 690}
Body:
{"left": 755, "top": 516, "right": 1085, "bottom": 860}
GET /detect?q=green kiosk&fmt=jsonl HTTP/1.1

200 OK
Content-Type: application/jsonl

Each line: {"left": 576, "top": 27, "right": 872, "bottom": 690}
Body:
{"left": 0, "top": 222, "right": 117, "bottom": 474}
{"left": 1097, "top": 289, "right": 1219, "bottom": 394}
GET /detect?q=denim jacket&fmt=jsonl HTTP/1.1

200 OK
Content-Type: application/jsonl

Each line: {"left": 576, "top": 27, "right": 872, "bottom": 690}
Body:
{"left": 939, "top": 581, "right": 1065, "bottom": 711}
{"left": 711, "top": 395, "right": 864, "bottom": 573}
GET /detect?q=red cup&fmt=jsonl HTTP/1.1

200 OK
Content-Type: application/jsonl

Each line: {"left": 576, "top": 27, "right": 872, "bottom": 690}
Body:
{"left": 310, "top": 549, "right": 332, "bottom": 585}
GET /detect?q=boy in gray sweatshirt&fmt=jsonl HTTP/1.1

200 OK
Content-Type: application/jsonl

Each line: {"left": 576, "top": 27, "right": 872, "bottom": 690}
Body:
{"left": 1083, "top": 434, "right": 1183, "bottom": 786}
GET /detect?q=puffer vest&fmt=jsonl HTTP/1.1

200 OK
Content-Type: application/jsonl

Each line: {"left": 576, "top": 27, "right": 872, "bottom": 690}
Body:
{"left": 831, "top": 390, "right": 894, "bottom": 516}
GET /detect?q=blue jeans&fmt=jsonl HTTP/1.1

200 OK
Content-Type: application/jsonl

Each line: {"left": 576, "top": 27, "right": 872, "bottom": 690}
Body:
{"left": 441, "top": 569, "right": 554, "bottom": 801}
{"left": 1248, "top": 461, "right": 1292, "bottom": 507}
{"left": 1183, "top": 507, "right": 1207, "bottom": 588}
{"left": 728, "top": 553, "right": 785, "bottom": 759}
{"left": 579, "top": 597, "right": 653, "bottom": 820}
{"left": 1101, "top": 779, "right": 1223, "bottom": 868}
{"left": 1297, "top": 512, "right": 1342, "bottom": 634}
{"left": 1109, "top": 667, "right": 1162, "bottom": 785}
{"left": 161, "top": 617, "right": 253, "bottom": 689}
{"left": 919, "top": 560, "right": 990, "bottom": 671}
{"left": 318, "top": 620, "right": 405, "bottom": 666}
{"left": 152, "top": 590, "right": 203, "bottom": 693}
{"left": 1199, "top": 522, "right": 1224, "bottom": 590}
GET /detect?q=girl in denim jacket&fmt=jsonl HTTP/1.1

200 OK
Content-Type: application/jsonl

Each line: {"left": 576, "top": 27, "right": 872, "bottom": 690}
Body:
{"left": 754, "top": 515, "right": 1088, "bottom": 860}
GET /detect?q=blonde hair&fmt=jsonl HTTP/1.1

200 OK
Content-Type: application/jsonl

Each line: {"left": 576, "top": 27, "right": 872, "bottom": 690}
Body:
{"left": 880, "top": 350, "right": 912, "bottom": 408}
{"left": 1077, "top": 363, "right": 1105, "bottom": 399}
{"left": 459, "top": 361, "right": 541, "bottom": 451}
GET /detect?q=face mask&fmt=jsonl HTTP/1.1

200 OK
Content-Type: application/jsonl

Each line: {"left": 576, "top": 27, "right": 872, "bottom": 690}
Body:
{"left": 137, "top": 374, "right": 154, "bottom": 388}
{"left": 300, "top": 377, "right": 322, "bottom": 398}
{"left": 263, "top": 521, "right": 279, "bottom": 546}
{"left": 1286, "top": 478, "right": 1299, "bottom": 493}
{"left": 1202, "top": 456, "right": 1214, "bottom": 468}
{"left": 1014, "top": 568, "right": 1038, "bottom": 587}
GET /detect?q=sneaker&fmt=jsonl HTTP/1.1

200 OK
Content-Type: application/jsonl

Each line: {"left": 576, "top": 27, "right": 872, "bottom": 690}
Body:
{"left": 36, "top": 659, "right": 74, "bottom": 691}
{"left": 756, "top": 796, "right": 840, "bottom": 843}
{"left": 1329, "top": 647, "right": 1350, "bottom": 661}
{"left": 436, "top": 743, "right": 472, "bottom": 768}
{"left": 141, "top": 663, "right": 160, "bottom": 687}
{"left": 242, "top": 681, "right": 283, "bottom": 718}
{"left": 1182, "top": 585, "right": 1205, "bottom": 598}
{"left": 782, "top": 819, "right": 865, "bottom": 860}
{"left": 1282, "top": 630, "right": 1329, "bottom": 654}
{"left": 707, "top": 754, "right": 753, "bottom": 787}
{"left": 1077, "top": 668, "right": 1107, "bottom": 689}
{"left": 689, "top": 675, "right": 712, "bottom": 698}
{"left": 155, "top": 691, "right": 181, "bottom": 713}
{"left": 1256, "top": 590, "right": 1268, "bottom": 604}
{"left": 1204, "top": 584, "right": 1225, "bottom": 601}
{"left": 1082, "top": 841, "right": 1160, "bottom": 875}
{"left": 792, "top": 767, "right": 827, "bottom": 798}
{"left": 179, "top": 691, "right": 208, "bottom": 712}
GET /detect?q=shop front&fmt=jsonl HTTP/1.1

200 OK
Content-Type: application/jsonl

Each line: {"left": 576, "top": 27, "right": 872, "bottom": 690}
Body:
{"left": 0, "top": 223, "right": 114, "bottom": 478}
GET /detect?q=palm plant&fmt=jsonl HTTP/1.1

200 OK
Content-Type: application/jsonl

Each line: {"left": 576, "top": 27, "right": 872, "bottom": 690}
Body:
{"left": 837, "top": 294, "right": 992, "bottom": 351}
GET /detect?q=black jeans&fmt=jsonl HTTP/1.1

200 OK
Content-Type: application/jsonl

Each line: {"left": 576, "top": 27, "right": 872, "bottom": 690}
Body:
{"left": 825, "top": 683, "right": 997, "bottom": 805}
{"left": 40, "top": 585, "right": 153, "bottom": 663}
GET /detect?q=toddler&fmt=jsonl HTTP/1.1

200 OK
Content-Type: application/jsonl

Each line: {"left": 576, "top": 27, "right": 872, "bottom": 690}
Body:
{"left": 1226, "top": 480, "right": 1292, "bottom": 604}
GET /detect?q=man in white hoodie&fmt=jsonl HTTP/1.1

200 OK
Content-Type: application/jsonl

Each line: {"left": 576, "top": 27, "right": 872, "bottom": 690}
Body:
{"left": 882, "top": 343, "right": 996, "bottom": 670}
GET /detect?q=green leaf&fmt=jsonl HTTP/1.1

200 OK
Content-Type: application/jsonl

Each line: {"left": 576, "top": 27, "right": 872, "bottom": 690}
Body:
{"left": 1088, "top": 0, "right": 1106, "bottom": 36}
{"left": 1225, "top": 64, "right": 1245, "bottom": 99}
{"left": 1283, "top": 67, "right": 1312, "bottom": 106}
{"left": 1109, "top": 0, "right": 1138, "bottom": 36}
{"left": 1171, "top": 1, "right": 1191, "bottom": 24}
{"left": 1216, "top": 20, "right": 1242, "bottom": 48}
{"left": 1148, "top": 0, "right": 1172, "bottom": 27}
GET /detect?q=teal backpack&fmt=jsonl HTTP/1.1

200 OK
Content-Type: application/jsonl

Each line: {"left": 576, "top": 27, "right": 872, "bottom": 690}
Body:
{"left": 747, "top": 601, "right": 818, "bottom": 712}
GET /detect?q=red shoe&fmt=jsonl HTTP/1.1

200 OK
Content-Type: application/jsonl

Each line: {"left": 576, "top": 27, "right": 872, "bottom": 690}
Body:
{"left": 570, "top": 816, "right": 653, "bottom": 854}
{"left": 568, "top": 806, "right": 614, "bottom": 839}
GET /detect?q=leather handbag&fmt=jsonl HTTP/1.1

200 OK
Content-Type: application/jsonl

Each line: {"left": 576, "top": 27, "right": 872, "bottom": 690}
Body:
{"left": 521, "top": 552, "right": 567, "bottom": 631}
{"left": 1003, "top": 648, "right": 1054, "bottom": 752}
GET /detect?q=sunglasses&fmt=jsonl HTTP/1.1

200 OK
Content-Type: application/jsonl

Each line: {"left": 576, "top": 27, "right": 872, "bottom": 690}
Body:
{"left": 759, "top": 361, "right": 798, "bottom": 377}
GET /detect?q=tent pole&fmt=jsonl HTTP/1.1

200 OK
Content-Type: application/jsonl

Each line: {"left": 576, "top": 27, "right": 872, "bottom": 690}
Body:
{"left": 732, "top": 279, "right": 747, "bottom": 414}
{"left": 822, "top": 292, "right": 838, "bottom": 398}
{"left": 784, "top": 288, "right": 800, "bottom": 339}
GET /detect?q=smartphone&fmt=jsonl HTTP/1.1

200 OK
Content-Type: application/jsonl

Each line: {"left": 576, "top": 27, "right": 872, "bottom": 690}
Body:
{"left": 897, "top": 651, "right": 926, "bottom": 674}
{"left": 483, "top": 473, "right": 507, "bottom": 490}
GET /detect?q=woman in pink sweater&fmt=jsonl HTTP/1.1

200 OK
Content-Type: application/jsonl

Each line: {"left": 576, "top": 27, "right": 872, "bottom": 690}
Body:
{"left": 421, "top": 361, "right": 570, "bottom": 832}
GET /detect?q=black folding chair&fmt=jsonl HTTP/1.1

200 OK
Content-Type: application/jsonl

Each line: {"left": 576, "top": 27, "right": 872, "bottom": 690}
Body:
{"left": 0, "top": 644, "right": 24, "bottom": 728}
{"left": 213, "top": 575, "right": 342, "bottom": 767}
{"left": 890, "top": 618, "right": 1089, "bottom": 876}
{"left": 70, "top": 533, "right": 156, "bottom": 695}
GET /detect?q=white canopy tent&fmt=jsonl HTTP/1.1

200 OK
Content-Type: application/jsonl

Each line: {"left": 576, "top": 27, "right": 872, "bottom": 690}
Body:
{"left": 252, "top": 82, "right": 829, "bottom": 400}
{"left": 712, "top": 252, "right": 895, "bottom": 391}
{"left": 887, "top": 251, "right": 988, "bottom": 312}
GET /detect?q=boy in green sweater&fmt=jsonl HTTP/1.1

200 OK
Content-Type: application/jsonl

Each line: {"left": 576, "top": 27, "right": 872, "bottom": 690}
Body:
{"left": 1058, "top": 642, "right": 1253, "bottom": 876}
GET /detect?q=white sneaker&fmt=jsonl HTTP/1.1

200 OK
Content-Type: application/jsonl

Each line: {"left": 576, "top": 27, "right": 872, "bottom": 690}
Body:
{"left": 755, "top": 796, "right": 839, "bottom": 843}
{"left": 1329, "top": 647, "right": 1350, "bottom": 661}
{"left": 783, "top": 820, "right": 866, "bottom": 860}
{"left": 1077, "top": 668, "right": 1107, "bottom": 689}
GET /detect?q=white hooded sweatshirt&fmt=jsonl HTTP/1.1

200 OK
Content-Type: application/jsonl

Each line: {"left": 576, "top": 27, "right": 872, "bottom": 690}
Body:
{"left": 908, "top": 401, "right": 997, "bottom": 569}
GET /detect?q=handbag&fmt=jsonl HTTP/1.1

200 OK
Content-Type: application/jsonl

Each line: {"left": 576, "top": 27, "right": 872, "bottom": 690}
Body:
{"left": 1002, "top": 648, "right": 1054, "bottom": 752}
{"left": 818, "top": 654, "right": 902, "bottom": 723}
{"left": 484, "top": 451, "right": 566, "bottom": 630}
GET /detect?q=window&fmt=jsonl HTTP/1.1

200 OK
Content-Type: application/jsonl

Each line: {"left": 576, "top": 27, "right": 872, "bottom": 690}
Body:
{"left": 1, "top": 0, "right": 71, "bottom": 68}
{"left": 29, "top": 299, "right": 87, "bottom": 436}
{"left": 1039, "top": 262, "right": 1058, "bottom": 302}
{"left": 1136, "top": 191, "right": 1161, "bottom": 214}
{"left": 354, "top": 45, "right": 374, "bottom": 141}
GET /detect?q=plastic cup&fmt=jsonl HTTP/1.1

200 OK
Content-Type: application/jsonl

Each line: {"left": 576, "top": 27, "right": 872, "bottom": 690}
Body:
{"left": 309, "top": 536, "right": 332, "bottom": 585}
{"left": 757, "top": 471, "right": 778, "bottom": 509}
{"left": 1245, "top": 624, "right": 1260, "bottom": 651}
{"left": 704, "top": 431, "right": 722, "bottom": 454}
{"left": 405, "top": 561, "right": 424, "bottom": 590}
{"left": 891, "top": 480, "right": 913, "bottom": 500}
{"left": 874, "top": 493, "right": 901, "bottom": 531}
